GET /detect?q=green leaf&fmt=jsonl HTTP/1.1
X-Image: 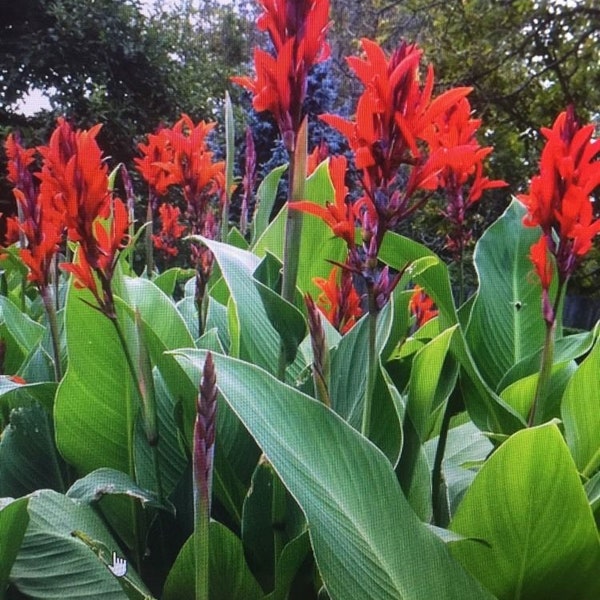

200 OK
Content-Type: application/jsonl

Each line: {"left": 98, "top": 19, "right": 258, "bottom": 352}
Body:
{"left": 251, "top": 164, "right": 287, "bottom": 244}
{"left": 67, "top": 468, "right": 173, "bottom": 513}
{"left": 241, "top": 461, "right": 276, "bottom": 591}
{"left": 265, "top": 531, "right": 311, "bottom": 600}
{"left": 252, "top": 161, "right": 347, "bottom": 298}
{"left": 172, "top": 350, "right": 494, "bottom": 600}
{"left": 253, "top": 253, "right": 307, "bottom": 366}
{"left": 189, "top": 237, "right": 305, "bottom": 380}
{"left": 10, "top": 490, "right": 150, "bottom": 599}
{"left": 0, "top": 296, "right": 44, "bottom": 355}
{"left": 55, "top": 283, "right": 135, "bottom": 477}
{"left": 0, "top": 497, "right": 29, "bottom": 596}
{"left": 406, "top": 327, "right": 458, "bottom": 442}
{"left": 562, "top": 334, "right": 600, "bottom": 477}
{"left": 497, "top": 327, "right": 596, "bottom": 392}
{"left": 466, "top": 200, "right": 549, "bottom": 390}
{"left": 162, "top": 521, "right": 264, "bottom": 600}
{"left": 378, "top": 232, "right": 457, "bottom": 329}
{"left": 449, "top": 327, "right": 525, "bottom": 434}
{"left": 327, "top": 300, "right": 404, "bottom": 465}
{"left": 500, "top": 361, "right": 577, "bottom": 422}
{"left": 153, "top": 268, "right": 184, "bottom": 297}
{"left": 449, "top": 424, "right": 600, "bottom": 599}
{"left": 424, "top": 422, "right": 493, "bottom": 515}
{"left": 0, "top": 403, "right": 66, "bottom": 497}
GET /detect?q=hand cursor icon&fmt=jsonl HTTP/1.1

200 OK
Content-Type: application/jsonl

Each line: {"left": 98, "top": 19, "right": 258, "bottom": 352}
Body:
{"left": 108, "top": 551, "right": 127, "bottom": 577}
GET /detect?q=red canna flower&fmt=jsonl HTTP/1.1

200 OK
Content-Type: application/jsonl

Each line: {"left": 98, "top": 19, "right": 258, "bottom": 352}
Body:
{"left": 424, "top": 97, "right": 507, "bottom": 260}
{"left": 159, "top": 115, "right": 225, "bottom": 207}
{"left": 321, "top": 39, "right": 471, "bottom": 192}
{"left": 519, "top": 106, "right": 600, "bottom": 285}
{"left": 313, "top": 265, "right": 363, "bottom": 334}
{"left": 135, "top": 128, "right": 176, "bottom": 198}
{"left": 37, "top": 118, "right": 110, "bottom": 258}
{"left": 290, "top": 155, "right": 355, "bottom": 247}
{"left": 60, "top": 198, "right": 129, "bottom": 313}
{"left": 152, "top": 203, "right": 186, "bottom": 257}
{"left": 409, "top": 285, "right": 438, "bottom": 328}
{"left": 4, "top": 133, "right": 63, "bottom": 288}
{"left": 232, "top": 0, "right": 331, "bottom": 150}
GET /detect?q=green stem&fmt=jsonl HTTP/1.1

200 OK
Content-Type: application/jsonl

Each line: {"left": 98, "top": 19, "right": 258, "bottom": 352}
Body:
{"left": 109, "top": 315, "right": 145, "bottom": 573}
{"left": 145, "top": 199, "right": 154, "bottom": 278}
{"left": 40, "top": 285, "right": 62, "bottom": 382}
{"left": 431, "top": 393, "right": 458, "bottom": 526}
{"left": 194, "top": 499, "right": 210, "bottom": 600}
{"left": 528, "top": 280, "right": 564, "bottom": 427}
{"left": 458, "top": 245, "right": 465, "bottom": 307}
{"left": 280, "top": 119, "right": 307, "bottom": 305}
{"left": 528, "top": 319, "right": 556, "bottom": 427}
{"left": 361, "top": 287, "right": 379, "bottom": 438}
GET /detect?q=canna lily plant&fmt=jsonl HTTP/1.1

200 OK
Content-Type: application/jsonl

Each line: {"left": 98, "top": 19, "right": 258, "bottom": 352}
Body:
{"left": 1, "top": 3, "right": 600, "bottom": 599}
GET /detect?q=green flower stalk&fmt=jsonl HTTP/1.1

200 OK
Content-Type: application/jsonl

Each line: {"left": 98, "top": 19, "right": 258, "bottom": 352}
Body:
{"left": 193, "top": 352, "right": 217, "bottom": 600}
{"left": 519, "top": 107, "right": 600, "bottom": 425}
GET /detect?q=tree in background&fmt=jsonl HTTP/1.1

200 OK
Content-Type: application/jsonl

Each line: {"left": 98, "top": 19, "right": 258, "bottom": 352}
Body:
{"left": 0, "top": 0, "right": 250, "bottom": 236}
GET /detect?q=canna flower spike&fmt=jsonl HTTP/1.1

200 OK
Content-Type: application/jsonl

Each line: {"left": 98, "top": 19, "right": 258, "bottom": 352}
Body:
{"left": 519, "top": 106, "right": 600, "bottom": 286}
{"left": 232, "top": 0, "right": 331, "bottom": 151}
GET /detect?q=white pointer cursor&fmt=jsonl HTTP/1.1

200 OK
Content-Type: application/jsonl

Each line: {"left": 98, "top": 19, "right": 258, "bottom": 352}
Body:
{"left": 107, "top": 551, "right": 127, "bottom": 577}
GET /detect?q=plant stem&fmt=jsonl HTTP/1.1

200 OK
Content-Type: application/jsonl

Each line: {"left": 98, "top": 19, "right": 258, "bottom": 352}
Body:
{"left": 194, "top": 497, "right": 210, "bottom": 600}
{"left": 145, "top": 199, "right": 154, "bottom": 278}
{"left": 109, "top": 315, "right": 145, "bottom": 573}
{"left": 40, "top": 285, "right": 62, "bottom": 382}
{"left": 361, "top": 286, "right": 378, "bottom": 438}
{"left": 528, "top": 319, "right": 556, "bottom": 427}
{"left": 280, "top": 119, "right": 307, "bottom": 305}
{"left": 528, "top": 280, "right": 564, "bottom": 427}
{"left": 431, "top": 393, "right": 458, "bottom": 526}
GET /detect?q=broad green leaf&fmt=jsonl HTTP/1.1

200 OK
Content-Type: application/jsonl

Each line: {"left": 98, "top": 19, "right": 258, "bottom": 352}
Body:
{"left": 562, "top": 334, "right": 600, "bottom": 477}
{"left": 67, "top": 468, "right": 173, "bottom": 512}
{"left": 251, "top": 164, "right": 287, "bottom": 244}
{"left": 252, "top": 161, "right": 347, "bottom": 298}
{"left": 172, "top": 350, "right": 494, "bottom": 600}
{"left": 162, "top": 521, "right": 264, "bottom": 600}
{"left": 449, "top": 327, "right": 525, "bottom": 434}
{"left": 265, "top": 531, "right": 311, "bottom": 600}
{"left": 55, "top": 283, "right": 136, "bottom": 477}
{"left": 0, "top": 403, "right": 67, "bottom": 497}
{"left": 497, "top": 327, "right": 596, "bottom": 392}
{"left": 406, "top": 327, "right": 458, "bottom": 442}
{"left": 0, "top": 296, "right": 44, "bottom": 354}
{"left": 0, "top": 497, "right": 29, "bottom": 597}
{"left": 424, "top": 422, "right": 493, "bottom": 515}
{"left": 466, "top": 200, "right": 550, "bottom": 390}
{"left": 253, "top": 253, "right": 307, "bottom": 366}
{"left": 190, "top": 237, "right": 305, "bottom": 381}
{"left": 0, "top": 379, "right": 56, "bottom": 420}
{"left": 500, "top": 361, "right": 577, "bottom": 423}
{"left": 242, "top": 461, "right": 276, "bottom": 591}
{"left": 450, "top": 424, "right": 600, "bottom": 599}
{"left": 10, "top": 490, "right": 149, "bottom": 599}
{"left": 378, "top": 232, "right": 457, "bottom": 329}
{"left": 327, "top": 299, "right": 403, "bottom": 464}
{"left": 153, "top": 268, "right": 185, "bottom": 297}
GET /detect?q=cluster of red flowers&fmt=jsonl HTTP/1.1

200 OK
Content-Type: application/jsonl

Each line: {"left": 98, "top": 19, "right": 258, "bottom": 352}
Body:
{"left": 519, "top": 106, "right": 600, "bottom": 323}
{"left": 135, "top": 114, "right": 225, "bottom": 273}
{"left": 424, "top": 97, "right": 507, "bottom": 260}
{"left": 232, "top": 0, "right": 331, "bottom": 151}
{"left": 3, "top": 120, "right": 129, "bottom": 314}
{"left": 289, "top": 38, "right": 499, "bottom": 330}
